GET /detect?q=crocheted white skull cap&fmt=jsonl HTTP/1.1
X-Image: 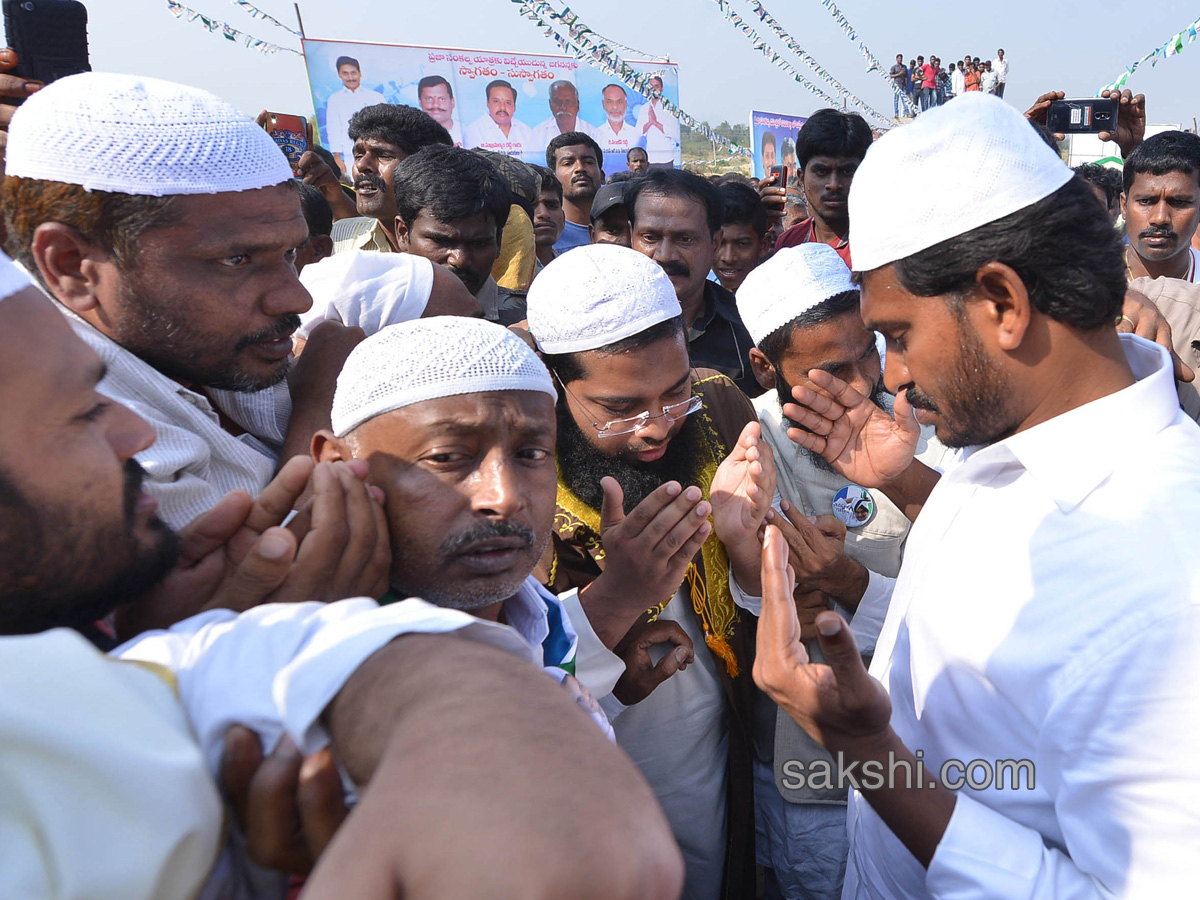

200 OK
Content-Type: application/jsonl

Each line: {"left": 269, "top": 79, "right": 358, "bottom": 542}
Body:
{"left": 526, "top": 243, "right": 681, "bottom": 354}
{"left": 736, "top": 244, "right": 856, "bottom": 346}
{"left": 0, "top": 251, "right": 33, "bottom": 303}
{"left": 849, "top": 92, "right": 1074, "bottom": 273}
{"left": 5, "top": 72, "right": 293, "bottom": 196}
{"left": 331, "top": 317, "right": 556, "bottom": 437}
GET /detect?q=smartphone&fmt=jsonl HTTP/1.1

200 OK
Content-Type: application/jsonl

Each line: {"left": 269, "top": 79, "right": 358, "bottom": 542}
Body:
{"left": 770, "top": 164, "right": 788, "bottom": 192}
{"left": 1046, "top": 98, "right": 1118, "bottom": 135}
{"left": 266, "top": 112, "right": 310, "bottom": 174}
{"left": 1, "top": 0, "right": 90, "bottom": 105}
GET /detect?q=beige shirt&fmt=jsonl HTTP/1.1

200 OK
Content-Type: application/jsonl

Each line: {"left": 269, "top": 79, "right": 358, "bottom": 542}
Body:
{"left": 62, "top": 309, "right": 289, "bottom": 529}
{"left": 1129, "top": 275, "right": 1200, "bottom": 422}
{"left": 331, "top": 216, "right": 393, "bottom": 255}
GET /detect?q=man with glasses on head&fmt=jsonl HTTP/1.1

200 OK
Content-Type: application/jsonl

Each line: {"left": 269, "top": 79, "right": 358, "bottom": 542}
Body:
{"left": 526, "top": 244, "right": 778, "bottom": 900}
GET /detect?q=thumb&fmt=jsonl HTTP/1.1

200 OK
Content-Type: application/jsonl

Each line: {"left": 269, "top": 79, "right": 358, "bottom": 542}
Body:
{"left": 650, "top": 643, "right": 692, "bottom": 685}
{"left": 298, "top": 747, "right": 349, "bottom": 860}
{"left": 214, "top": 527, "right": 296, "bottom": 613}
{"left": 893, "top": 388, "right": 921, "bottom": 441}
{"left": 599, "top": 476, "right": 626, "bottom": 531}
{"left": 813, "top": 611, "right": 871, "bottom": 694}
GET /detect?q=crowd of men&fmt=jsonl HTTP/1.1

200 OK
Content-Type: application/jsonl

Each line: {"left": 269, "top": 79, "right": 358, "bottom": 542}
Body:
{"left": 889, "top": 49, "right": 1009, "bottom": 117}
{"left": 0, "top": 35, "right": 1197, "bottom": 900}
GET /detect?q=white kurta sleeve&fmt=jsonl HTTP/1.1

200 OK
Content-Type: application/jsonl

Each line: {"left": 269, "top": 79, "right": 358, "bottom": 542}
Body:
{"left": 924, "top": 603, "right": 1200, "bottom": 899}
{"left": 558, "top": 587, "right": 626, "bottom": 699}
{"left": 846, "top": 570, "right": 895, "bottom": 656}
{"left": 114, "top": 598, "right": 533, "bottom": 774}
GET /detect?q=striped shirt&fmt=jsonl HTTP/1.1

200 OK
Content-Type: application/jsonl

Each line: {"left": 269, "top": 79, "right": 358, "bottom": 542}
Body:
{"left": 62, "top": 308, "right": 291, "bottom": 529}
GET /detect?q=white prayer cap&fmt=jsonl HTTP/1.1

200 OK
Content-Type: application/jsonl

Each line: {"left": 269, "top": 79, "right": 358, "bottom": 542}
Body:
{"left": 331, "top": 317, "right": 556, "bottom": 437}
{"left": 737, "top": 244, "right": 857, "bottom": 345}
{"left": 0, "top": 250, "right": 33, "bottom": 303}
{"left": 526, "top": 244, "right": 681, "bottom": 354}
{"left": 298, "top": 252, "right": 435, "bottom": 338}
{"left": 849, "top": 92, "right": 1074, "bottom": 273}
{"left": 5, "top": 72, "right": 293, "bottom": 196}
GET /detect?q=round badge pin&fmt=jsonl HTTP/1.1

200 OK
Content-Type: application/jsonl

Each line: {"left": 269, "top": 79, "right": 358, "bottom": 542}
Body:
{"left": 832, "top": 485, "right": 876, "bottom": 528}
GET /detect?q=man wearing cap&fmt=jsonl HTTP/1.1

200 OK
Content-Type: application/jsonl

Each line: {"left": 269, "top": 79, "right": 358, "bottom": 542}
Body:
{"left": 391, "top": 145, "right": 527, "bottom": 325}
{"left": 324, "top": 56, "right": 387, "bottom": 173}
{"left": 590, "top": 182, "right": 632, "bottom": 247}
{"left": 0, "top": 72, "right": 363, "bottom": 530}
{"left": 330, "top": 103, "right": 454, "bottom": 255}
{"left": 775, "top": 109, "right": 872, "bottom": 269}
{"left": 0, "top": 249, "right": 681, "bottom": 898}
{"left": 738, "top": 243, "right": 950, "bottom": 900}
{"left": 757, "top": 92, "right": 1200, "bottom": 898}
{"left": 628, "top": 168, "right": 762, "bottom": 397}
{"left": 527, "top": 244, "right": 777, "bottom": 900}
{"left": 548, "top": 131, "right": 604, "bottom": 254}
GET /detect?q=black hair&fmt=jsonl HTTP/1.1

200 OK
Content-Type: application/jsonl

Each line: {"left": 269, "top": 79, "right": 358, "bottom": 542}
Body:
{"left": 1028, "top": 121, "right": 1061, "bottom": 151}
{"left": 885, "top": 177, "right": 1125, "bottom": 331}
{"left": 546, "top": 131, "right": 604, "bottom": 169}
{"left": 542, "top": 316, "right": 687, "bottom": 384}
{"left": 417, "top": 74, "right": 454, "bottom": 100}
{"left": 532, "top": 164, "right": 563, "bottom": 201}
{"left": 756, "top": 291, "right": 860, "bottom": 367}
{"left": 606, "top": 170, "right": 635, "bottom": 184}
{"left": 627, "top": 146, "right": 648, "bottom": 160}
{"left": 625, "top": 167, "right": 725, "bottom": 235}
{"left": 393, "top": 145, "right": 511, "bottom": 234}
{"left": 762, "top": 130, "right": 776, "bottom": 152}
{"left": 718, "top": 181, "right": 767, "bottom": 238}
{"left": 796, "top": 108, "right": 872, "bottom": 171}
{"left": 336, "top": 56, "right": 360, "bottom": 71}
{"left": 1074, "top": 163, "right": 1123, "bottom": 210}
{"left": 347, "top": 104, "right": 452, "bottom": 156}
{"left": 485, "top": 79, "right": 517, "bottom": 103}
{"left": 295, "top": 181, "right": 333, "bottom": 237}
{"left": 1122, "top": 130, "right": 1200, "bottom": 194}
{"left": 308, "top": 142, "right": 339, "bottom": 175}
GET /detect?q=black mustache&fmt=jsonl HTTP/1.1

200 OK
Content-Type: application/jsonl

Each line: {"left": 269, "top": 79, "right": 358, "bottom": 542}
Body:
{"left": 236, "top": 315, "right": 302, "bottom": 352}
{"left": 1139, "top": 227, "right": 1177, "bottom": 240}
{"left": 660, "top": 261, "right": 691, "bottom": 278}
{"left": 123, "top": 458, "right": 148, "bottom": 523}
{"left": 905, "top": 386, "right": 940, "bottom": 412}
{"left": 355, "top": 172, "right": 386, "bottom": 191}
{"left": 442, "top": 521, "right": 535, "bottom": 555}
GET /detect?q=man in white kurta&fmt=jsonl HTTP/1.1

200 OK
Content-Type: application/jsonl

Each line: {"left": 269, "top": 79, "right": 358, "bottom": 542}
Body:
{"left": 324, "top": 56, "right": 387, "bottom": 171}
{"left": 634, "top": 78, "right": 681, "bottom": 166}
{"left": 755, "top": 93, "right": 1200, "bottom": 900}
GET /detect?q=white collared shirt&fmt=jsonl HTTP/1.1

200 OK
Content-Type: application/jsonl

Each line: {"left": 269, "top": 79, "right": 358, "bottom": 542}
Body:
{"left": 532, "top": 115, "right": 597, "bottom": 148}
{"left": 325, "top": 85, "right": 388, "bottom": 158}
{"left": 61, "top": 309, "right": 290, "bottom": 529}
{"left": 992, "top": 56, "right": 1009, "bottom": 82}
{"left": 843, "top": 335, "right": 1200, "bottom": 899}
{"left": 594, "top": 118, "right": 640, "bottom": 156}
{"left": 634, "top": 98, "right": 681, "bottom": 163}
{"left": 463, "top": 114, "right": 535, "bottom": 157}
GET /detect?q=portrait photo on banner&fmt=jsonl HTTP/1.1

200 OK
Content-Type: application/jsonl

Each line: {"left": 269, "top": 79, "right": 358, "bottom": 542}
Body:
{"left": 302, "top": 38, "right": 683, "bottom": 173}
{"left": 749, "top": 109, "right": 808, "bottom": 181}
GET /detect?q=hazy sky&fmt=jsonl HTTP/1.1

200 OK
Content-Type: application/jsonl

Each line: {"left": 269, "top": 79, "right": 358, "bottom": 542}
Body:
{"left": 26, "top": 0, "right": 1200, "bottom": 138}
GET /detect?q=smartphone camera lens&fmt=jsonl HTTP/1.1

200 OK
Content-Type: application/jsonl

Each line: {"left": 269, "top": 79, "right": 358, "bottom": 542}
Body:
{"left": 21, "top": 2, "right": 33, "bottom": 11}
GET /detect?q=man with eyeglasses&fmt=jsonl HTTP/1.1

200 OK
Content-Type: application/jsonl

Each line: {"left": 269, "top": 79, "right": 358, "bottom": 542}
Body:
{"left": 526, "top": 244, "right": 777, "bottom": 900}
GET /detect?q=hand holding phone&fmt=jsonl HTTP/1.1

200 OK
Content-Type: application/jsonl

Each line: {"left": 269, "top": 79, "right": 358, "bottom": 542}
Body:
{"left": 265, "top": 112, "right": 311, "bottom": 176}
{"left": 770, "top": 164, "right": 788, "bottom": 192}
{"left": 1045, "top": 98, "right": 1118, "bottom": 135}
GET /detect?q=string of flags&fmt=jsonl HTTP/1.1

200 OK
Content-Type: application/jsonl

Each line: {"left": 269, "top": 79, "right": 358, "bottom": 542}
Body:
{"left": 746, "top": 0, "right": 914, "bottom": 118}
{"left": 1097, "top": 14, "right": 1200, "bottom": 95}
{"left": 165, "top": 0, "right": 301, "bottom": 55}
{"left": 577, "top": 26, "right": 671, "bottom": 63}
{"left": 709, "top": 0, "right": 891, "bottom": 127}
{"left": 230, "top": 0, "right": 301, "bottom": 37}
{"left": 511, "top": 0, "right": 752, "bottom": 156}
{"left": 805, "top": 0, "right": 914, "bottom": 116}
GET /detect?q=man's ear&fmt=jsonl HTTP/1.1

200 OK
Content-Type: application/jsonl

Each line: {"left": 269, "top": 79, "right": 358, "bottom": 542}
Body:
{"left": 311, "top": 429, "right": 352, "bottom": 465}
{"left": 30, "top": 222, "right": 112, "bottom": 314}
{"left": 711, "top": 227, "right": 724, "bottom": 254}
{"left": 758, "top": 233, "right": 773, "bottom": 263}
{"left": 749, "top": 347, "right": 777, "bottom": 390}
{"left": 1119, "top": 192, "right": 1127, "bottom": 220}
{"left": 312, "top": 234, "right": 334, "bottom": 264}
{"left": 394, "top": 216, "right": 411, "bottom": 249}
{"left": 974, "top": 261, "right": 1031, "bottom": 353}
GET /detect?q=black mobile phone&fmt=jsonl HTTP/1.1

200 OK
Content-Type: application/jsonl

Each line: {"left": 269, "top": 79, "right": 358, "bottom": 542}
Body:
{"left": 1046, "top": 98, "right": 1118, "bottom": 135}
{"left": 2, "top": 0, "right": 90, "bottom": 106}
{"left": 770, "top": 164, "right": 787, "bottom": 192}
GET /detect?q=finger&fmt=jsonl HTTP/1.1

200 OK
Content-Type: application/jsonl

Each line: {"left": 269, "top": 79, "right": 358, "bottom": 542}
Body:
{"left": 757, "top": 525, "right": 806, "bottom": 662}
{"left": 284, "top": 463, "right": 352, "bottom": 597}
{"left": 1176, "top": 356, "right": 1196, "bottom": 384}
{"left": 599, "top": 476, "right": 629, "bottom": 531}
{"left": 784, "top": 425, "right": 828, "bottom": 456}
{"left": 245, "top": 735, "right": 312, "bottom": 873}
{"left": 244, "top": 456, "right": 316, "bottom": 533}
{"left": 810, "top": 514, "right": 847, "bottom": 542}
{"left": 665, "top": 518, "right": 712, "bottom": 575}
{"left": 778, "top": 501, "right": 819, "bottom": 557}
{"left": 812, "top": 611, "right": 873, "bottom": 697}
{"left": 326, "top": 463, "right": 381, "bottom": 597}
{"left": 176, "top": 490, "right": 255, "bottom": 565}
{"left": 647, "top": 487, "right": 708, "bottom": 551}
{"left": 216, "top": 526, "right": 297, "bottom": 612}
{"left": 780, "top": 402, "right": 839, "bottom": 437}
{"left": 648, "top": 641, "right": 692, "bottom": 684}
{"left": 635, "top": 618, "right": 694, "bottom": 654}
{"left": 297, "top": 748, "right": 349, "bottom": 862}
{"left": 806, "top": 369, "right": 873, "bottom": 410}
{"left": 220, "top": 725, "right": 265, "bottom": 831}
{"left": 362, "top": 486, "right": 393, "bottom": 599}
{"left": 0, "top": 72, "right": 41, "bottom": 101}
{"left": 892, "top": 388, "right": 922, "bottom": 443}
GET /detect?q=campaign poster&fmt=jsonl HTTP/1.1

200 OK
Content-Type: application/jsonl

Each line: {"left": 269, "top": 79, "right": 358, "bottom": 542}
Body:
{"left": 302, "top": 38, "right": 682, "bottom": 175}
{"left": 749, "top": 110, "right": 808, "bottom": 181}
